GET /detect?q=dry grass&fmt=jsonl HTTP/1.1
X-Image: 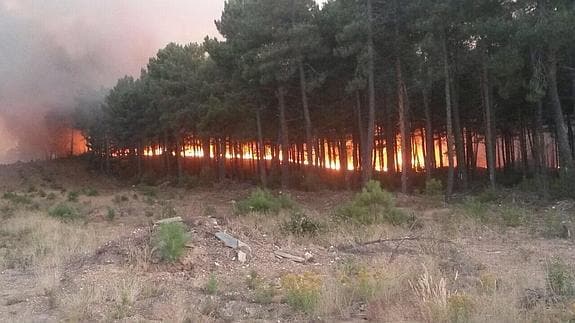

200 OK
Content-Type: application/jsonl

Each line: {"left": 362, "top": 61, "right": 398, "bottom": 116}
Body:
{"left": 1, "top": 161, "right": 575, "bottom": 322}
{"left": 0, "top": 210, "right": 117, "bottom": 270}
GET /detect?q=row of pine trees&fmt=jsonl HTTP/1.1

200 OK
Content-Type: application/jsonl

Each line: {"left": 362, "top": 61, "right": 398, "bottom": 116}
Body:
{"left": 74, "top": 0, "right": 575, "bottom": 197}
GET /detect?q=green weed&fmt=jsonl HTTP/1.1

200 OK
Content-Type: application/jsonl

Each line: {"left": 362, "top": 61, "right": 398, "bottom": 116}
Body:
{"left": 235, "top": 188, "right": 294, "bottom": 215}
{"left": 425, "top": 178, "right": 444, "bottom": 196}
{"left": 281, "top": 211, "right": 322, "bottom": 236}
{"left": 205, "top": 274, "right": 218, "bottom": 295}
{"left": 282, "top": 272, "right": 321, "bottom": 314}
{"left": 546, "top": 258, "right": 574, "bottom": 297}
{"left": 106, "top": 207, "right": 116, "bottom": 221}
{"left": 67, "top": 191, "right": 79, "bottom": 202}
{"left": 48, "top": 203, "right": 80, "bottom": 221}
{"left": 2, "top": 192, "right": 32, "bottom": 205}
{"left": 336, "top": 180, "right": 409, "bottom": 225}
{"left": 153, "top": 222, "right": 190, "bottom": 262}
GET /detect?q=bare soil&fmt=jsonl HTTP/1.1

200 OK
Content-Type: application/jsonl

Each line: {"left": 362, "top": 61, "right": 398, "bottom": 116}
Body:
{"left": 0, "top": 159, "right": 574, "bottom": 322}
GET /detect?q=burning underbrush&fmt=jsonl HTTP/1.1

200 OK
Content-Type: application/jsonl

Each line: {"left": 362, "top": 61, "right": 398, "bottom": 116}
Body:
{"left": 0, "top": 160, "right": 574, "bottom": 322}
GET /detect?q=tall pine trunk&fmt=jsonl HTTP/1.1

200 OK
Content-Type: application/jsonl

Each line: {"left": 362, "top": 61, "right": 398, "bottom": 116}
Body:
{"left": 535, "top": 100, "right": 549, "bottom": 198}
{"left": 442, "top": 33, "right": 455, "bottom": 200}
{"left": 451, "top": 74, "right": 468, "bottom": 188}
{"left": 423, "top": 83, "right": 435, "bottom": 180}
{"left": 299, "top": 61, "right": 314, "bottom": 170}
{"left": 361, "top": 0, "right": 376, "bottom": 186}
{"left": 256, "top": 108, "right": 267, "bottom": 187}
{"left": 481, "top": 58, "right": 496, "bottom": 189}
{"left": 277, "top": 86, "right": 290, "bottom": 187}
{"left": 396, "top": 56, "right": 409, "bottom": 193}
{"left": 547, "top": 47, "right": 575, "bottom": 174}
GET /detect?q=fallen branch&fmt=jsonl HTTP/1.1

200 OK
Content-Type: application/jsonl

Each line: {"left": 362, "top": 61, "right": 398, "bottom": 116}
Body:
{"left": 337, "top": 236, "right": 453, "bottom": 253}
{"left": 154, "top": 216, "right": 183, "bottom": 225}
{"left": 274, "top": 250, "right": 312, "bottom": 263}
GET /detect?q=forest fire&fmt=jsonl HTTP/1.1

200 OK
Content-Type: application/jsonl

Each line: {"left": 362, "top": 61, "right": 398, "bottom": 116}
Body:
{"left": 136, "top": 133, "right": 481, "bottom": 173}
{"left": 49, "top": 128, "right": 87, "bottom": 159}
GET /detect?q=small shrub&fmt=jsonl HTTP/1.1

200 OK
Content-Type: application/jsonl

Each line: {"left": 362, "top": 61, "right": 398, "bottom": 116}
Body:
{"left": 203, "top": 205, "right": 216, "bottom": 217}
{"left": 113, "top": 195, "right": 129, "bottom": 204}
{"left": 461, "top": 198, "right": 488, "bottom": 222}
{"left": 549, "top": 174, "right": 575, "bottom": 199}
{"left": 281, "top": 212, "right": 322, "bottom": 236}
{"left": 2, "top": 192, "right": 32, "bottom": 205}
{"left": 246, "top": 271, "right": 277, "bottom": 304}
{"left": 106, "top": 207, "right": 116, "bottom": 221}
{"left": 282, "top": 272, "right": 322, "bottom": 314}
{"left": 236, "top": 188, "right": 294, "bottom": 215}
{"left": 254, "top": 284, "right": 276, "bottom": 304}
{"left": 159, "top": 201, "right": 177, "bottom": 219}
{"left": 139, "top": 186, "right": 158, "bottom": 198}
{"left": 477, "top": 188, "right": 499, "bottom": 203}
{"left": 1, "top": 204, "right": 15, "bottom": 218}
{"left": 37, "top": 189, "right": 47, "bottom": 198}
{"left": 336, "top": 180, "right": 408, "bottom": 225}
{"left": 544, "top": 211, "right": 571, "bottom": 239}
{"left": 205, "top": 274, "right": 218, "bottom": 295}
{"left": 67, "top": 191, "right": 79, "bottom": 202}
{"left": 49, "top": 203, "right": 80, "bottom": 220}
{"left": 46, "top": 193, "right": 57, "bottom": 200}
{"left": 153, "top": 222, "right": 190, "bottom": 262}
{"left": 179, "top": 174, "right": 200, "bottom": 189}
{"left": 338, "top": 261, "right": 382, "bottom": 302}
{"left": 546, "top": 258, "right": 574, "bottom": 297}
{"left": 82, "top": 188, "right": 99, "bottom": 196}
{"left": 447, "top": 294, "right": 474, "bottom": 323}
{"left": 246, "top": 270, "right": 260, "bottom": 290}
{"left": 499, "top": 205, "right": 524, "bottom": 227}
{"left": 425, "top": 178, "right": 443, "bottom": 196}
{"left": 477, "top": 272, "right": 499, "bottom": 294}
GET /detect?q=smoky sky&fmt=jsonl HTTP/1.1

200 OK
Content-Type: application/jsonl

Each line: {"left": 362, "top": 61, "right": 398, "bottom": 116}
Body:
{"left": 0, "top": 0, "right": 224, "bottom": 162}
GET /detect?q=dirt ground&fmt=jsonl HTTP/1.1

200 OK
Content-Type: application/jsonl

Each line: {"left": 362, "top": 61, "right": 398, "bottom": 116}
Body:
{"left": 0, "top": 159, "right": 574, "bottom": 322}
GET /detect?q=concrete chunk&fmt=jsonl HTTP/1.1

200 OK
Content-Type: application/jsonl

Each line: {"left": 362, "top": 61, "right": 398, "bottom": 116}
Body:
{"left": 154, "top": 217, "right": 183, "bottom": 225}
{"left": 215, "top": 232, "right": 239, "bottom": 248}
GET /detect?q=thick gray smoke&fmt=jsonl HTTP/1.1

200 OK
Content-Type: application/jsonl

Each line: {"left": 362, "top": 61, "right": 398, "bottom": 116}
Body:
{"left": 0, "top": 0, "right": 223, "bottom": 163}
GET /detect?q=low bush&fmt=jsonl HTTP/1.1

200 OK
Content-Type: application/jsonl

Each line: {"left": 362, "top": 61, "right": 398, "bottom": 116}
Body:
{"left": 106, "top": 207, "right": 116, "bottom": 221}
{"left": 281, "top": 212, "right": 322, "bottom": 236}
{"left": 139, "top": 186, "right": 158, "bottom": 198}
{"left": 477, "top": 188, "right": 500, "bottom": 203}
{"left": 461, "top": 197, "right": 488, "bottom": 222}
{"left": 205, "top": 274, "right": 218, "bottom": 295}
{"left": 235, "top": 188, "right": 294, "bottom": 214}
{"left": 67, "top": 191, "right": 79, "bottom": 202}
{"left": 82, "top": 187, "right": 99, "bottom": 196}
{"left": 159, "top": 201, "right": 178, "bottom": 219}
{"left": 498, "top": 205, "right": 524, "bottom": 227}
{"left": 2, "top": 192, "right": 32, "bottom": 205}
{"left": 48, "top": 203, "right": 80, "bottom": 221}
{"left": 153, "top": 222, "right": 190, "bottom": 262}
{"left": 254, "top": 284, "right": 276, "bottom": 304}
{"left": 546, "top": 258, "right": 574, "bottom": 297}
{"left": 113, "top": 195, "right": 129, "bottom": 204}
{"left": 544, "top": 211, "right": 571, "bottom": 239}
{"left": 336, "top": 180, "right": 409, "bottom": 225}
{"left": 425, "top": 178, "right": 443, "bottom": 196}
{"left": 338, "top": 261, "right": 383, "bottom": 302}
{"left": 282, "top": 272, "right": 322, "bottom": 314}
{"left": 447, "top": 294, "right": 474, "bottom": 323}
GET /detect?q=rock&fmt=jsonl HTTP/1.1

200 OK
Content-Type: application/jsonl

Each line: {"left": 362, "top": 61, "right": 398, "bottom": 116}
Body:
{"left": 154, "top": 217, "right": 183, "bottom": 225}
{"left": 274, "top": 250, "right": 313, "bottom": 264}
{"left": 237, "top": 250, "right": 247, "bottom": 263}
{"left": 215, "top": 232, "right": 251, "bottom": 251}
